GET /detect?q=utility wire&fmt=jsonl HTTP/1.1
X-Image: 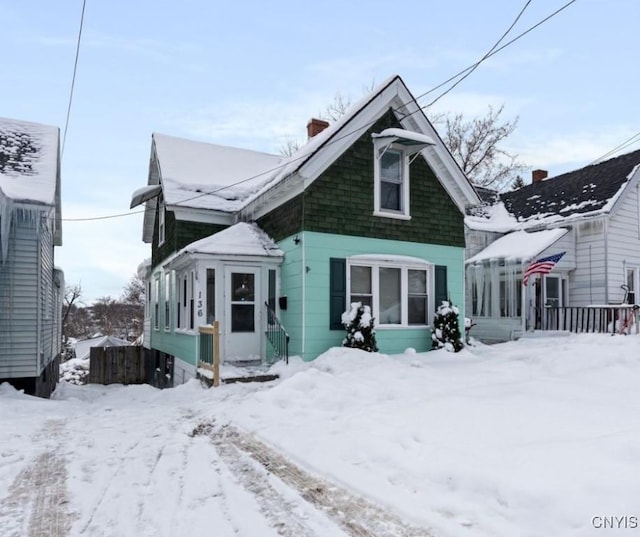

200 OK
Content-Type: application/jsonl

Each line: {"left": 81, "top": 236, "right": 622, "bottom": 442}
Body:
{"left": 589, "top": 131, "right": 640, "bottom": 165}
{"left": 59, "top": 0, "right": 576, "bottom": 223}
{"left": 417, "top": 0, "right": 577, "bottom": 108}
{"left": 61, "top": 0, "right": 87, "bottom": 160}
{"left": 424, "top": 0, "right": 532, "bottom": 109}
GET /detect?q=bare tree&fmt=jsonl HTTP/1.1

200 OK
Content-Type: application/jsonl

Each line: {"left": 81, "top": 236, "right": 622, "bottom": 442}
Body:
{"left": 62, "top": 284, "right": 83, "bottom": 343}
{"left": 435, "top": 105, "right": 526, "bottom": 190}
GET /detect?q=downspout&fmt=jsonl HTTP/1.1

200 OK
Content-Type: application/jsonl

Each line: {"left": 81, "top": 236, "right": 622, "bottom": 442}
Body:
{"left": 301, "top": 191, "right": 306, "bottom": 359}
{"left": 604, "top": 219, "right": 609, "bottom": 304}
{"left": 521, "top": 260, "right": 527, "bottom": 334}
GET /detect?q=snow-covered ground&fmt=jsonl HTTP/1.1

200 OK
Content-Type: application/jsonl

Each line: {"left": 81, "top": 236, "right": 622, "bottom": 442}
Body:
{"left": 1, "top": 334, "right": 639, "bottom": 536}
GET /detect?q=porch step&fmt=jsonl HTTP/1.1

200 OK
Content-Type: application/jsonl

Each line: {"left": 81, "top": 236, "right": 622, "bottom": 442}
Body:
{"left": 225, "top": 358, "right": 263, "bottom": 367}
{"left": 222, "top": 374, "right": 279, "bottom": 384}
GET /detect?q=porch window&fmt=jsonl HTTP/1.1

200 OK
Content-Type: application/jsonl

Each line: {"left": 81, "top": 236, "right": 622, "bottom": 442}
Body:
{"left": 206, "top": 269, "right": 215, "bottom": 324}
{"left": 164, "top": 272, "right": 170, "bottom": 330}
{"left": 189, "top": 271, "right": 195, "bottom": 330}
{"left": 348, "top": 261, "right": 430, "bottom": 327}
{"left": 153, "top": 276, "right": 159, "bottom": 330}
{"left": 626, "top": 267, "right": 637, "bottom": 304}
{"left": 469, "top": 261, "right": 520, "bottom": 318}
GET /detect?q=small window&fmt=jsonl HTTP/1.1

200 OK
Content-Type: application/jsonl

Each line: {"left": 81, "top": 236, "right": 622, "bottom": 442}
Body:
{"left": 374, "top": 148, "right": 410, "bottom": 218}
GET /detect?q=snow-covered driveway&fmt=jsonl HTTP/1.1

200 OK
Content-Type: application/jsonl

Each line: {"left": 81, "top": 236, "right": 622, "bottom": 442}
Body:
{"left": 3, "top": 333, "right": 640, "bottom": 536}
{"left": 0, "top": 380, "right": 431, "bottom": 537}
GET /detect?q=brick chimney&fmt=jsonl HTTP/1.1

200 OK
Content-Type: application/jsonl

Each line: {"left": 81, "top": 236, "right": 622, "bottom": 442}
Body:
{"left": 532, "top": 169, "right": 548, "bottom": 184}
{"left": 307, "top": 118, "right": 330, "bottom": 139}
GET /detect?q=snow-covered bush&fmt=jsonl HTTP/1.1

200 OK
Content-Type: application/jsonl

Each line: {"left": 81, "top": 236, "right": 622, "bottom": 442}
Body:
{"left": 431, "top": 300, "right": 464, "bottom": 352}
{"left": 341, "top": 302, "right": 378, "bottom": 352}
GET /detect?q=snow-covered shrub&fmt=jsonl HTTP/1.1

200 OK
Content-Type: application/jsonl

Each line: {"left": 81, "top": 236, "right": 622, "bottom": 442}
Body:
{"left": 431, "top": 300, "right": 464, "bottom": 352}
{"left": 341, "top": 302, "right": 378, "bottom": 352}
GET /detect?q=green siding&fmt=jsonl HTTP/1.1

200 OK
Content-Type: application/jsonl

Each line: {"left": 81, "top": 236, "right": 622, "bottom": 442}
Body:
{"left": 151, "top": 208, "right": 227, "bottom": 268}
{"left": 303, "top": 109, "right": 464, "bottom": 247}
{"left": 279, "top": 231, "right": 465, "bottom": 360}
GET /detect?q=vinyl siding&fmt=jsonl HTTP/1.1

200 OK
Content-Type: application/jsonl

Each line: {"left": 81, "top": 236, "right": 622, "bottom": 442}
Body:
{"left": 607, "top": 182, "right": 640, "bottom": 303}
{"left": 0, "top": 211, "right": 40, "bottom": 377}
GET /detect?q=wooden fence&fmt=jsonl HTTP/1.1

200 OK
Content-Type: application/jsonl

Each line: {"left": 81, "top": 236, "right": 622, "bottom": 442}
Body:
{"left": 88, "top": 346, "right": 145, "bottom": 385}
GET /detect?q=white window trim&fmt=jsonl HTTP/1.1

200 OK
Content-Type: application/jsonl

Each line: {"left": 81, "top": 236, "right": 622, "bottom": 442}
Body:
{"left": 153, "top": 275, "right": 160, "bottom": 331}
{"left": 164, "top": 271, "right": 171, "bottom": 331}
{"left": 373, "top": 145, "right": 411, "bottom": 220}
{"left": 347, "top": 256, "right": 431, "bottom": 328}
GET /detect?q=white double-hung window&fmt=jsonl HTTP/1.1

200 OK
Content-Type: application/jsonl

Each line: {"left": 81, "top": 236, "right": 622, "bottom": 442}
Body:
{"left": 347, "top": 255, "right": 431, "bottom": 327}
{"left": 372, "top": 128, "right": 435, "bottom": 220}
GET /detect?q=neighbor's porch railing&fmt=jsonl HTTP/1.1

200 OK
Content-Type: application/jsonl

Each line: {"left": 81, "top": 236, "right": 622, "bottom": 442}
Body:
{"left": 536, "top": 305, "right": 640, "bottom": 334}
{"left": 265, "top": 302, "right": 289, "bottom": 364}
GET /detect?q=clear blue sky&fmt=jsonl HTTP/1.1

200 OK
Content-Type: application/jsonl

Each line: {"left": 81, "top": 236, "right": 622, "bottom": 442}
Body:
{"left": 2, "top": 0, "right": 638, "bottom": 303}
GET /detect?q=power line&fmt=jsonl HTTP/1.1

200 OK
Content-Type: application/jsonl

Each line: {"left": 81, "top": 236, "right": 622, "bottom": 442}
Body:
{"left": 61, "top": 0, "right": 87, "bottom": 160}
{"left": 417, "top": 0, "right": 578, "bottom": 108}
{"left": 590, "top": 132, "right": 640, "bottom": 165}
{"left": 424, "top": 0, "right": 532, "bottom": 109}
{"left": 59, "top": 1, "right": 576, "bottom": 223}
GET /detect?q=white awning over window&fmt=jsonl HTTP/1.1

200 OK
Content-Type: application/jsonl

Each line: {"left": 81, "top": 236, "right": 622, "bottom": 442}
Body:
{"left": 130, "top": 185, "right": 162, "bottom": 209}
{"left": 372, "top": 128, "right": 436, "bottom": 157}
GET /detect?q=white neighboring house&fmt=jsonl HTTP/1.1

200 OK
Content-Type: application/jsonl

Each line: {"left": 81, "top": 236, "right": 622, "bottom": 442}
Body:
{"left": 0, "top": 117, "right": 63, "bottom": 397}
{"left": 465, "top": 149, "right": 640, "bottom": 343}
{"left": 73, "top": 335, "right": 132, "bottom": 361}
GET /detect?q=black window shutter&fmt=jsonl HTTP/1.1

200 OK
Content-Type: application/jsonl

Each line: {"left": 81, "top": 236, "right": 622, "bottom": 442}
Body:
{"left": 434, "top": 265, "right": 448, "bottom": 309}
{"left": 329, "top": 258, "right": 346, "bottom": 330}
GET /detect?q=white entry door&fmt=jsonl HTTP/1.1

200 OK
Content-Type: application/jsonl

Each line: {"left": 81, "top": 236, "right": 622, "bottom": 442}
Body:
{"left": 224, "top": 267, "right": 261, "bottom": 362}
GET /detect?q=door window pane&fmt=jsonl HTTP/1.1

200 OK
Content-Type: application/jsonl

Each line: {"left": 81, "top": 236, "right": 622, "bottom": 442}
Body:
{"left": 379, "top": 267, "right": 401, "bottom": 324}
{"left": 546, "top": 277, "right": 560, "bottom": 307}
{"left": 232, "top": 273, "right": 254, "bottom": 302}
{"left": 231, "top": 304, "right": 255, "bottom": 332}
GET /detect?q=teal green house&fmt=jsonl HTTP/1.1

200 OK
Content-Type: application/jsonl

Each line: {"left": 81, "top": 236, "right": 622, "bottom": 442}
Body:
{"left": 131, "top": 75, "right": 479, "bottom": 384}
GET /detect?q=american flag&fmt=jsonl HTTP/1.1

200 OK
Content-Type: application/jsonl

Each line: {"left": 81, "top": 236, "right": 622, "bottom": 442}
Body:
{"left": 522, "top": 252, "right": 566, "bottom": 286}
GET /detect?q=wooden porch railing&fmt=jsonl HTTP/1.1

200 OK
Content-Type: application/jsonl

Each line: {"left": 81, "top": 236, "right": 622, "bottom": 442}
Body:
{"left": 198, "top": 321, "right": 220, "bottom": 387}
{"left": 536, "top": 305, "right": 640, "bottom": 334}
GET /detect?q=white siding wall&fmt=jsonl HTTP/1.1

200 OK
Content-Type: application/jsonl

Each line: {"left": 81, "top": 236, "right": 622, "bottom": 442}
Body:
{"left": 39, "top": 212, "right": 60, "bottom": 370}
{"left": 571, "top": 219, "right": 607, "bottom": 306}
{"left": 0, "top": 211, "right": 40, "bottom": 377}
{"left": 607, "top": 181, "right": 640, "bottom": 303}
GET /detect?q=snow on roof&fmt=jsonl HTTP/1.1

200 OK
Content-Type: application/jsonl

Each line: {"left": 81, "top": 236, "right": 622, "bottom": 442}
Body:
{"left": 153, "top": 133, "right": 282, "bottom": 211}
{"left": 465, "top": 201, "right": 520, "bottom": 232}
{"left": 74, "top": 335, "right": 132, "bottom": 361}
{"left": 0, "top": 117, "right": 59, "bottom": 205}
{"left": 466, "top": 228, "right": 568, "bottom": 264}
{"left": 371, "top": 128, "right": 435, "bottom": 146}
{"left": 240, "top": 75, "right": 400, "bottom": 208}
{"left": 175, "top": 222, "right": 283, "bottom": 258}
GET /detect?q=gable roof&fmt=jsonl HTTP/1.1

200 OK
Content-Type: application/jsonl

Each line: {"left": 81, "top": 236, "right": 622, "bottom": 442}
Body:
{"left": 152, "top": 133, "right": 282, "bottom": 212}
{"left": 501, "top": 149, "right": 640, "bottom": 223}
{"left": 240, "top": 75, "right": 480, "bottom": 219}
{"left": 136, "top": 75, "right": 480, "bottom": 243}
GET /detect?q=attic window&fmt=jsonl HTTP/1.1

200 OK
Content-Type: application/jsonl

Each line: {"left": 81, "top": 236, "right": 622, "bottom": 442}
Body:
{"left": 158, "top": 203, "right": 166, "bottom": 246}
{"left": 372, "top": 129, "right": 435, "bottom": 220}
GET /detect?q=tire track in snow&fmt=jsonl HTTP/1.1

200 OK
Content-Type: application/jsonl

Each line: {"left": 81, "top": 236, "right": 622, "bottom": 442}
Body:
{"left": 0, "top": 419, "right": 74, "bottom": 537}
{"left": 212, "top": 424, "right": 435, "bottom": 537}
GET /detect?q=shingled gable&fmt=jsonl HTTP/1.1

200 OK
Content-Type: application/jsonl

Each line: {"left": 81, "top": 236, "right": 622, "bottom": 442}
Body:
{"left": 500, "top": 148, "right": 640, "bottom": 223}
{"left": 240, "top": 74, "right": 479, "bottom": 220}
